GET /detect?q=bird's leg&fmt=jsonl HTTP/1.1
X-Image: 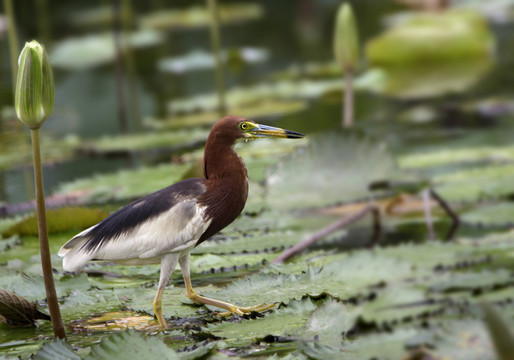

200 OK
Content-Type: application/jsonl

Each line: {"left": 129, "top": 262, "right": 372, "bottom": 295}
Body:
{"left": 153, "top": 253, "right": 180, "bottom": 330}
{"left": 179, "top": 253, "right": 275, "bottom": 316}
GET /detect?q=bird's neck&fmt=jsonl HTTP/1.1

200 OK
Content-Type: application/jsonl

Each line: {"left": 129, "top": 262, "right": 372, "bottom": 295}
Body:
{"left": 203, "top": 141, "right": 248, "bottom": 183}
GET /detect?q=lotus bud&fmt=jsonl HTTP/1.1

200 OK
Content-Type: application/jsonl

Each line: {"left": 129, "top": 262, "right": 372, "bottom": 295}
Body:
{"left": 333, "top": 3, "right": 360, "bottom": 70}
{"left": 15, "top": 40, "right": 54, "bottom": 129}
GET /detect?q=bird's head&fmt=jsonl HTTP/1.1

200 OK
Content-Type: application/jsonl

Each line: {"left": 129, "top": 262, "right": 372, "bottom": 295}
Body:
{"left": 211, "top": 115, "right": 305, "bottom": 144}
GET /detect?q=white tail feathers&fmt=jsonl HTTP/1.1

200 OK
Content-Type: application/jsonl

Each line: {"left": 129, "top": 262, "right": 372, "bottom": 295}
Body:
{"left": 58, "top": 225, "right": 96, "bottom": 271}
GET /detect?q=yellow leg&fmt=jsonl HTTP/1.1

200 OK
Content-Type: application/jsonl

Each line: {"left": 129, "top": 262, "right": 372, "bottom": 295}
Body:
{"left": 153, "top": 286, "right": 166, "bottom": 329}
{"left": 152, "top": 252, "right": 181, "bottom": 330}
{"left": 179, "top": 253, "right": 275, "bottom": 316}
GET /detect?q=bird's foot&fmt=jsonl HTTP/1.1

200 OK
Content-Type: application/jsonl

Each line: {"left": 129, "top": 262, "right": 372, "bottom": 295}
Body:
{"left": 217, "top": 302, "right": 276, "bottom": 317}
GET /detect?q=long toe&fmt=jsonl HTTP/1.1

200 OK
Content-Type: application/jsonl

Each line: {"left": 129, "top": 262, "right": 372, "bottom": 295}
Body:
{"left": 217, "top": 303, "right": 276, "bottom": 317}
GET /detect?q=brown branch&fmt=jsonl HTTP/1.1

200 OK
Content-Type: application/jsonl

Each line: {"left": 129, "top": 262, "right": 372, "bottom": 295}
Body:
{"left": 272, "top": 204, "right": 380, "bottom": 264}
{"left": 422, "top": 188, "right": 436, "bottom": 240}
{"left": 429, "top": 188, "right": 460, "bottom": 240}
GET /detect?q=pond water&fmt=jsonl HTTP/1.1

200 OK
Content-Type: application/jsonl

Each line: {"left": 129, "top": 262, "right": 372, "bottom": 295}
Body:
{"left": 5, "top": 0, "right": 509, "bottom": 204}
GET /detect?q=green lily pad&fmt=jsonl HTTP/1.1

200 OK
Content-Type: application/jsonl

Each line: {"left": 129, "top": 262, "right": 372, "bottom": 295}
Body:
{"left": 84, "top": 330, "right": 180, "bottom": 360}
{"left": 139, "top": 3, "right": 263, "bottom": 30}
{"left": 53, "top": 162, "right": 192, "bottom": 203}
{"left": 34, "top": 338, "right": 81, "bottom": 360}
{"left": 207, "top": 298, "right": 318, "bottom": 344}
{"left": 79, "top": 129, "right": 208, "bottom": 155}
{"left": 434, "top": 164, "right": 514, "bottom": 202}
{"left": 51, "top": 31, "right": 164, "bottom": 70}
{"left": 2, "top": 207, "right": 108, "bottom": 237}
{"left": 366, "top": 10, "right": 494, "bottom": 66}
{"left": 266, "top": 132, "right": 406, "bottom": 210}
{"left": 461, "top": 202, "right": 514, "bottom": 226}
{"left": 158, "top": 48, "right": 269, "bottom": 74}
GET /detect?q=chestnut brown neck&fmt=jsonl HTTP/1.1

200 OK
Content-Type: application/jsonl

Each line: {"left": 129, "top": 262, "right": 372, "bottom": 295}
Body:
{"left": 204, "top": 140, "right": 247, "bottom": 181}
{"left": 197, "top": 128, "right": 248, "bottom": 244}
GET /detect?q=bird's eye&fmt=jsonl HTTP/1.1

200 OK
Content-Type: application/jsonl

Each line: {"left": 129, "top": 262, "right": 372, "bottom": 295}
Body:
{"left": 239, "top": 122, "right": 248, "bottom": 131}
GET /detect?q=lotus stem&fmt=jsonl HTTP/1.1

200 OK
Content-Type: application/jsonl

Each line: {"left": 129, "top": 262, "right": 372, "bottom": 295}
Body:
{"left": 122, "top": 0, "right": 141, "bottom": 132}
{"left": 113, "top": 0, "right": 129, "bottom": 133}
{"left": 35, "top": 0, "right": 51, "bottom": 45}
{"left": 343, "top": 68, "right": 354, "bottom": 128}
{"left": 4, "top": 0, "right": 18, "bottom": 94}
{"left": 30, "top": 129, "right": 66, "bottom": 339}
{"left": 207, "top": 0, "right": 227, "bottom": 117}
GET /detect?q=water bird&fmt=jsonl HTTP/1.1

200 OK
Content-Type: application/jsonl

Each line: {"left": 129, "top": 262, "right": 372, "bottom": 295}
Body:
{"left": 58, "top": 116, "right": 304, "bottom": 329}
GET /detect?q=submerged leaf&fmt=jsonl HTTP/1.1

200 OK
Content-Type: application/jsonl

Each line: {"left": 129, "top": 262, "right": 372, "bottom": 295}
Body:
{"left": 0, "top": 289, "right": 49, "bottom": 326}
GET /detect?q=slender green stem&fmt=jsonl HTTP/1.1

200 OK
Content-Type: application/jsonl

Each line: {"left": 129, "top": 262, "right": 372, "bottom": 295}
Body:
{"left": 343, "top": 68, "right": 354, "bottom": 128}
{"left": 35, "top": 0, "right": 51, "bottom": 45}
{"left": 30, "top": 129, "right": 66, "bottom": 339}
{"left": 122, "top": 0, "right": 141, "bottom": 132}
{"left": 4, "top": 0, "right": 19, "bottom": 94}
{"left": 113, "top": 0, "right": 129, "bottom": 133}
{"left": 207, "top": 0, "right": 227, "bottom": 117}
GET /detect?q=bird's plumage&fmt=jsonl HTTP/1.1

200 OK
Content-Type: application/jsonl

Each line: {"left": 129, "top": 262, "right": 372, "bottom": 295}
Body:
{"left": 59, "top": 178, "right": 210, "bottom": 270}
{"left": 58, "top": 116, "right": 304, "bottom": 328}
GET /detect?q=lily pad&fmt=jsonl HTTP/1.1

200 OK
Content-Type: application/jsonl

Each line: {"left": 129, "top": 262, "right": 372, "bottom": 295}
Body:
{"left": 78, "top": 129, "right": 208, "bottom": 156}
{"left": 139, "top": 3, "right": 263, "bottom": 30}
{"left": 158, "top": 48, "right": 269, "bottom": 74}
{"left": 51, "top": 30, "right": 164, "bottom": 70}
{"left": 366, "top": 10, "right": 494, "bottom": 66}
{"left": 84, "top": 330, "right": 180, "bottom": 360}
{"left": 266, "top": 133, "right": 406, "bottom": 210}
{"left": 53, "top": 162, "right": 192, "bottom": 203}
{"left": 2, "top": 207, "right": 108, "bottom": 237}
{"left": 434, "top": 163, "right": 514, "bottom": 202}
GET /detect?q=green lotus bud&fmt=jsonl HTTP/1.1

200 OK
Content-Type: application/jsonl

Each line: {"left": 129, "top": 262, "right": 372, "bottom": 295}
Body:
{"left": 15, "top": 40, "right": 54, "bottom": 129}
{"left": 333, "top": 3, "right": 360, "bottom": 70}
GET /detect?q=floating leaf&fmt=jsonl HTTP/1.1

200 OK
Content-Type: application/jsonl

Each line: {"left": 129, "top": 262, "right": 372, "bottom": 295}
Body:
{"left": 158, "top": 48, "right": 269, "bottom": 74}
{"left": 342, "top": 328, "right": 419, "bottom": 360}
{"left": 399, "top": 144, "right": 514, "bottom": 169}
{"left": 84, "top": 330, "right": 180, "bottom": 360}
{"left": 434, "top": 164, "right": 514, "bottom": 202}
{"left": 461, "top": 202, "right": 514, "bottom": 226}
{"left": 207, "top": 298, "right": 318, "bottom": 344}
{"left": 481, "top": 303, "right": 514, "bottom": 360}
{"left": 146, "top": 99, "right": 307, "bottom": 131}
{"left": 267, "top": 133, "right": 407, "bottom": 210}
{"left": 54, "top": 163, "right": 192, "bottom": 203}
{"left": 34, "top": 339, "right": 81, "bottom": 360}
{"left": 78, "top": 129, "right": 208, "bottom": 156}
{"left": 139, "top": 3, "right": 263, "bottom": 30}
{"left": 0, "top": 289, "right": 49, "bottom": 326}
{"left": 366, "top": 10, "right": 494, "bottom": 66}
{"left": 302, "top": 301, "right": 357, "bottom": 346}
{"left": 2, "top": 207, "right": 108, "bottom": 237}
{"left": 429, "top": 319, "right": 496, "bottom": 360}
{"left": 51, "top": 31, "right": 163, "bottom": 70}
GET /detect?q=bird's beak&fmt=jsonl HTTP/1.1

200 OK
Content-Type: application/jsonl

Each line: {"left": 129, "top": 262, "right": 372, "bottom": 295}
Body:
{"left": 249, "top": 124, "right": 305, "bottom": 139}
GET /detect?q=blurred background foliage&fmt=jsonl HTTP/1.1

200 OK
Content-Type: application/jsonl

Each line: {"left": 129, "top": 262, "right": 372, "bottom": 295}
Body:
{"left": 1, "top": 0, "right": 514, "bottom": 359}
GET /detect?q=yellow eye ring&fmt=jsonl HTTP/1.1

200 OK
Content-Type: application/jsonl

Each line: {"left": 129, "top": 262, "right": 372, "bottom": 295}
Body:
{"left": 239, "top": 122, "right": 248, "bottom": 131}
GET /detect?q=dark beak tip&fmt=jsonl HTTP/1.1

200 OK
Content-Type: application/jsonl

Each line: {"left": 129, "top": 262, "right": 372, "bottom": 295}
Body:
{"left": 285, "top": 130, "right": 305, "bottom": 139}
